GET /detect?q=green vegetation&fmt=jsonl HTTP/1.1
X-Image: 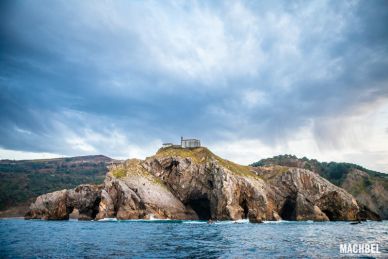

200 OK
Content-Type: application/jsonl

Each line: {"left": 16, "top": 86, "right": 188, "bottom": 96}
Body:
{"left": 272, "top": 165, "right": 290, "bottom": 175}
{"left": 251, "top": 154, "right": 387, "bottom": 186}
{"left": 111, "top": 167, "right": 127, "bottom": 178}
{"left": 347, "top": 177, "right": 373, "bottom": 196}
{"left": 156, "top": 147, "right": 260, "bottom": 179}
{"left": 111, "top": 159, "right": 167, "bottom": 187}
{"left": 111, "top": 159, "right": 149, "bottom": 179}
{"left": 156, "top": 147, "right": 212, "bottom": 163}
{"left": 0, "top": 155, "right": 113, "bottom": 211}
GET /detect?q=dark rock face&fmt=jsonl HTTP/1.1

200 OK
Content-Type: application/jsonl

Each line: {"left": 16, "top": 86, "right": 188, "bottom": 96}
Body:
{"left": 356, "top": 204, "right": 381, "bottom": 221}
{"left": 25, "top": 147, "right": 381, "bottom": 222}
{"left": 67, "top": 185, "right": 103, "bottom": 220}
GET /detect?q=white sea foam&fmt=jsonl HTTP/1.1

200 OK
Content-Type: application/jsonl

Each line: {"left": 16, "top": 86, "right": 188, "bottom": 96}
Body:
{"left": 233, "top": 219, "right": 249, "bottom": 224}
{"left": 182, "top": 219, "right": 250, "bottom": 224}
{"left": 98, "top": 218, "right": 118, "bottom": 221}
{"left": 263, "top": 220, "right": 289, "bottom": 224}
{"left": 147, "top": 214, "right": 171, "bottom": 221}
{"left": 182, "top": 220, "right": 207, "bottom": 224}
{"left": 149, "top": 218, "right": 171, "bottom": 221}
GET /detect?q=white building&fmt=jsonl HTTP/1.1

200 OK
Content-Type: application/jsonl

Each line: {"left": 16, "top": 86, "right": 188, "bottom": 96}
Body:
{"left": 162, "top": 143, "right": 173, "bottom": 148}
{"left": 181, "top": 137, "right": 201, "bottom": 148}
{"left": 161, "top": 137, "right": 201, "bottom": 149}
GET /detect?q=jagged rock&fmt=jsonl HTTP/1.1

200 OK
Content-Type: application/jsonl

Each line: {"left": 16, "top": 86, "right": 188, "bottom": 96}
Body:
{"left": 25, "top": 147, "right": 380, "bottom": 222}
{"left": 357, "top": 204, "right": 381, "bottom": 221}
{"left": 67, "top": 185, "right": 103, "bottom": 220}
{"left": 95, "top": 160, "right": 197, "bottom": 220}
{"left": 142, "top": 154, "right": 272, "bottom": 221}
{"left": 25, "top": 184, "right": 102, "bottom": 220}
{"left": 342, "top": 169, "right": 388, "bottom": 219}
{"left": 25, "top": 190, "right": 69, "bottom": 220}
{"left": 254, "top": 166, "right": 363, "bottom": 221}
{"left": 252, "top": 155, "right": 388, "bottom": 219}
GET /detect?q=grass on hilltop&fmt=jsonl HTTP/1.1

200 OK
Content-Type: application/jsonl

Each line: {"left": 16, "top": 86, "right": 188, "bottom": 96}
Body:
{"left": 156, "top": 146, "right": 260, "bottom": 179}
{"left": 111, "top": 159, "right": 166, "bottom": 186}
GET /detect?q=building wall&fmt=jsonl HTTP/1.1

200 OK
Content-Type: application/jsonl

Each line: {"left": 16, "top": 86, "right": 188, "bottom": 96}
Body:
{"left": 181, "top": 139, "right": 200, "bottom": 148}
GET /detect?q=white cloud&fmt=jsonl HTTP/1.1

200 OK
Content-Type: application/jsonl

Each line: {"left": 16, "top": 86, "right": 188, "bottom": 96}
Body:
{"left": 120, "top": 1, "right": 265, "bottom": 85}
{"left": 66, "top": 136, "right": 96, "bottom": 153}
{"left": 208, "top": 100, "right": 388, "bottom": 173}
{"left": 0, "top": 148, "right": 61, "bottom": 160}
{"left": 53, "top": 113, "right": 163, "bottom": 159}
{"left": 2, "top": 0, "right": 388, "bottom": 174}
{"left": 241, "top": 89, "right": 267, "bottom": 108}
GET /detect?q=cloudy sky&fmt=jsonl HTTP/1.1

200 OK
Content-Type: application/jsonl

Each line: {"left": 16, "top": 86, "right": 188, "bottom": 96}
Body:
{"left": 1, "top": 0, "right": 388, "bottom": 172}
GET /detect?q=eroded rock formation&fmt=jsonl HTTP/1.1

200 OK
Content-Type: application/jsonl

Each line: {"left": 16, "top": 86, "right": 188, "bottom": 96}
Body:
{"left": 25, "top": 184, "right": 102, "bottom": 220}
{"left": 25, "top": 147, "right": 380, "bottom": 222}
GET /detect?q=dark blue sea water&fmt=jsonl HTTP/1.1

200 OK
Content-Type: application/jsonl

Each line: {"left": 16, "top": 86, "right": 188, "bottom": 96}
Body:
{"left": 0, "top": 219, "right": 387, "bottom": 258}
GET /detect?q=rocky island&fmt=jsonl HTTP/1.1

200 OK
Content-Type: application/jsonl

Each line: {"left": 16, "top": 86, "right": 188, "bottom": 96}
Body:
{"left": 25, "top": 147, "right": 380, "bottom": 222}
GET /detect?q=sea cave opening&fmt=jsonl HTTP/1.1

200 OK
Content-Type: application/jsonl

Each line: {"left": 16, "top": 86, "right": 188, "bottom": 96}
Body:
{"left": 241, "top": 199, "right": 249, "bottom": 219}
{"left": 67, "top": 207, "right": 76, "bottom": 219}
{"left": 280, "top": 197, "right": 297, "bottom": 220}
{"left": 186, "top": 197, "right": 212, "bottom": 220}
{"left": 91, "top": 197, "right": 102, "bottom": 219}
{"left": 322, "top": 209, "right": 335, "bottom": 221}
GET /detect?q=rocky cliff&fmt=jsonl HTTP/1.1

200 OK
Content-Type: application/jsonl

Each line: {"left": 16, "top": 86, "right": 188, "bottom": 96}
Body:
{"left": 251, "top": 155, "right": 388, "bottom": 219}
{"left": 25, "top": 147, "right": 380, "bottom": 222}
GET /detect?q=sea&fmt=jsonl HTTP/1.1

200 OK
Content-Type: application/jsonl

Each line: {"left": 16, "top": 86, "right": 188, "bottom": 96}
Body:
{"left": 0, "top": 218, "right": 387, "bottom": 258}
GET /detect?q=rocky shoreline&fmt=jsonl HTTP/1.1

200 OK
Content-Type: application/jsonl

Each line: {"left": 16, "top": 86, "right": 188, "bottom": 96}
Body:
{"left": 25, "top": 147, "right": 380, "bottom": 222}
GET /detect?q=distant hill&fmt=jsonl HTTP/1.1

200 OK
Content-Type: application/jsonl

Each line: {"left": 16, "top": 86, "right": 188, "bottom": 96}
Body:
{"left": 0, "top": 155, "right": 116, "bottom": 216}
{"left": 251, "top": 155, "right": 388, "bottom": 219}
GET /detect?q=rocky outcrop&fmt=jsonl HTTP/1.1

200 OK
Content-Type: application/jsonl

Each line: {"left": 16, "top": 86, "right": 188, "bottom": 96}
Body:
{"left": 341, "top": 169, "right": 388, "bottom": 219}
{"left": 253, "top": 166, "right": 362, "bottom": 221}
{"left": 25, "top": 190, "right": 69, "bottom": 220}
{"left": 25, "top": 147, "right": 381, "bottom": 222}
{"left": 25, "top": 184, "right": 102, "bottom": 220}
{"left": 95, "top": 160, "right": 197, "bottom": 220}
{"left": 252, "top": 155, "right": 388, "bottom": 219}
{"left": 141, "top": 155, "right": 271, "bottom": 222}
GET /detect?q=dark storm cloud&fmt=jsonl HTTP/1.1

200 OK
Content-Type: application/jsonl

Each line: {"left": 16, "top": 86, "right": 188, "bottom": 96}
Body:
{"left": 0, "top": 0, "right": 387, "bottom": 158}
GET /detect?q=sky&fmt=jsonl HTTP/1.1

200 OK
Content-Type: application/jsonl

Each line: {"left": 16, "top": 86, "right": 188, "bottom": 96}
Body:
{"left": 1, "top": 0, "right": 388, "bottom": 172}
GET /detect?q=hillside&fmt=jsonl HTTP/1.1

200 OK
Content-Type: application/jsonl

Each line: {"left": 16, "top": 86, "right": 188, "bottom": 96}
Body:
{"left": 0, "top": 155, "right": 115, "bottom": 216}
{"left": 26, "top": 147, "right": 378, "bottom": 222}
{"left": 251, "top": 155, "right": 388, "bottom": 219}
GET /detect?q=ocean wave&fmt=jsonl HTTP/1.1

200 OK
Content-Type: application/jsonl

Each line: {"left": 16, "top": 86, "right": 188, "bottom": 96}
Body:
{"left": 182, "top": 220, "right": 207, "bottom": 224}
{"left": 263, "top": 220, "right": 291, "bottom": 224}
{"left": 98, "top": 218, "right": 118, "bottom": 222}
